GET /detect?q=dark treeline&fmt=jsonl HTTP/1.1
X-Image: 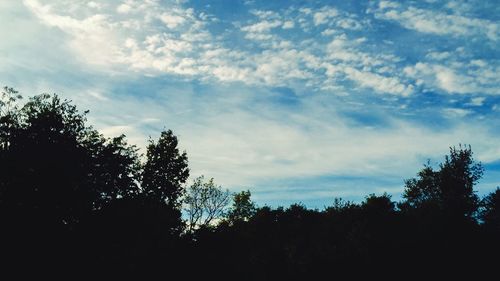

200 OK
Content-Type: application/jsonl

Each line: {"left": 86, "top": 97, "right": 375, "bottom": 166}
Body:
{"left": 1, "top": 87, "right": 499, "bottom": 279}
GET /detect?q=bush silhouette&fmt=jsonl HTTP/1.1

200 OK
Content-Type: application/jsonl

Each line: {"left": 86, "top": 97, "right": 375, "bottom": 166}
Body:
{"left": 0, "top": 88, "right": 498, "bottom": 279}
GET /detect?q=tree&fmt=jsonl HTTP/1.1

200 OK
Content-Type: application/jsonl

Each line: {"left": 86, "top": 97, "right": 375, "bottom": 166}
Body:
{"left": 480, "top": 187, "right": 500, "bottom": 232}
{"left": 0, "top": 92, "right": 142, "bottom": 223}
{"left": 84, "top": 132, "right": 142, "bottom": 207}
{"left": 1, "top": 93, "right": 95, "bottom": 224}
{"left": 227, "top": 190, "right": 256, "bottom": 223}
{"left": 184, "top": 175, "right": 230, "bottom": 231}
{"left": 0, "top": 86, "right": 22, "bottom": 115}
{"left": 142, "top": 130, "right": 189, "bottom": 208}
{"left": 0, "top": 91, "right": 146, "bottom": 276}
{"left": 0, "top": 86, "right": 22, "bottom": 149}
{"left": 362, "top": 193, "right": 395, "bottom": 215}
{"left": 401, "top": 145, "right": 483, "bottom": 221}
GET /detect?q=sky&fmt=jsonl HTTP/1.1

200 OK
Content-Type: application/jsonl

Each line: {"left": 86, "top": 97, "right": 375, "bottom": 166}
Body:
{"left": 1, "top": 0, "right": 499, "bottom": 208}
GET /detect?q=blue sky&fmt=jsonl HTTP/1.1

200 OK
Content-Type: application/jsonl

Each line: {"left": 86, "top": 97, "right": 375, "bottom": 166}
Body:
{"left": 1, "top": 0, "right": 499, "bottom": 208}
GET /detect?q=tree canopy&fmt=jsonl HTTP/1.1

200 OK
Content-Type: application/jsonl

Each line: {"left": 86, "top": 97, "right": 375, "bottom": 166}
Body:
{"left": 0, "top": 87, "right": 499, "bottom": 279}
{"left": 184, "top": 175, "right": 230, "bottom": 230}
{"left": 401, "top": 145, "right": 483, "bottom": 222}
{"left": 142, "top": 130, "right": 189, "bottom": 207}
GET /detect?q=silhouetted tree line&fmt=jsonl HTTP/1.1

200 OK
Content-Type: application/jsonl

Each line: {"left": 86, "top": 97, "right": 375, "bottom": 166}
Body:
{"left": 1, "top": 87, "right": 499, "bottom": 279}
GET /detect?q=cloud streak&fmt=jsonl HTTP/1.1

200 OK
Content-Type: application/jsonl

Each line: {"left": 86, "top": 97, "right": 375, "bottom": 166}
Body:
{"left": 23, "top": 0, "right": 418, "bottom": 97}
{"left": 2, "top": 0, "right": 498, "bottom": 206}
{"left": 370, "top": 1, "right": 499, "bottom": 41}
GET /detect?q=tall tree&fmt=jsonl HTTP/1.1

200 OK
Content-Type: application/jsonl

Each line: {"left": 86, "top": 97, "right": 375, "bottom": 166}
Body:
{"left": 0, "top": 91, "right": 144, "bottom": 275}
{"left": 142, "top": 130, "right": 189, "bottom": 208}
{"left": 401, "top": 145, "right": 483, "bottom": 221}
{"left": 0, "top": 92, "right": 141, "bottom": 223}
{"left": 83, "top": 132, "right": 142, "bottom": 207}
{"left": 1, "top": 94, "right": 94, "bottom": 224}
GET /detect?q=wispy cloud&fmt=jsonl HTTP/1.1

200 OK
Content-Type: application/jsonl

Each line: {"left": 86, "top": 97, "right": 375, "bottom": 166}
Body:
{"left": 23, "top": 0, "right": 415, "bottom": 96}
{"left": 404, "top": 58, "right": 500, "bottom": 95}
{"left": 2, "top": 0, "right": 499, "bottom": 206}
{"left": 370, "top": 0, "right": 499, "bottom": 41}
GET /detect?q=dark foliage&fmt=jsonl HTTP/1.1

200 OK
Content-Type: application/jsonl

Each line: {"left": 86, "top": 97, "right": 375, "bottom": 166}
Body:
{"left": 0, "top": 88, "right": 498, "bottom": 279}
{"left": 142, "top": 130, "right": 189, "bottom": 206}
{"left": 480, "top": 187, "right": 500, "bottom": 232}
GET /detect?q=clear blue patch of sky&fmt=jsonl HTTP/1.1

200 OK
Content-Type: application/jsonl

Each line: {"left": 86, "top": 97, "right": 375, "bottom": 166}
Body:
{"left": 251, "top": 173, "right": 405, "bottom": 209}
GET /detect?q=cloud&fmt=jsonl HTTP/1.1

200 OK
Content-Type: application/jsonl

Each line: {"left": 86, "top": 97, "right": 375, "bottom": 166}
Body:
{"left": 282, "top": 20, "right": 294, "bottom": 29}
{"left": 18, "top": 0, "right": 500, "bottom": 98}
{"left": 4, "top": 0, "right": 500, "bottom": 206}
{"left": 116, "top": 3, "right": 131, "bottom": 14}
{"left": 442, "top": 108, "right": 472, "bottom": 118}
{"left": 425, "top": 51, "right": 451, "bottom": 61}
{"left": 343, "top": 67, "right": 414, "bottom": 96}
{"left": 23, "top": 0, "right": 126, "bottom": 66}
{"left": 241, "top": 19, "right": 282, "bottom": 33}
{"left": 404, "top": 60, "right": 500, "bottom": 95}
{"left": 99, "top": 125, "right": 135, "bottom": 137}
{"left": 22, "top": 1, "right": 416, "bottom": 97}
{"left": 371, "top": 1, "right": 499, "bottom": 41}
{"left": 87, "top": 90, "right": 108, "bottom": 101}
{"left": 467, "top": 97, "right": 486, "bottom": 106}
{"left": 313, "top": 7, "right": 339, "bottom": 26}
{"left": 159, "top": 12, "right": 187, "bottom": 28}
{"left": 67, "top": 82, "right": 500, "bottom": 193}
{"left": 87, "top": 1, "right": 102, "bottom": 10}
{"left": 17, "top": 1, "right": 499, "bottom": 99}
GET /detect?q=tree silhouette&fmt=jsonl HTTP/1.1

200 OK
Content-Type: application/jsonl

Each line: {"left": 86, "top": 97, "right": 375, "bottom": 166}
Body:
{"left": 142, "top": 130, "right": 189, "bottom": 208}
{"left": 0, "top": 86, "right": 22, "bottom": 150}
{"left": 84, "top": 132, "right": 141, "bottom": 207}
{"left": 480, "top": 187, "right": 500, "bottom": 232}
{"left": 184, "top": 175, "right": 230, "bottom": 231}
{"left": 227, "top": 190, "right": 256, "bottom": 223}
{"left": 2, "top": 94, "right": 96, "bottom": 224}
{"left": 1, "top": 88, "right": 499, "bottom": 279}
{"left": 401, "top": 145, "right": 483, "bottom": 222}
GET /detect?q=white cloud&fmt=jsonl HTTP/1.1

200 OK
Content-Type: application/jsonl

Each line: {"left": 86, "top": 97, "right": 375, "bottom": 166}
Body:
{"left": 23, "top": 0, "right": 128, "bottom": 66}
{"left": 426, "top": 51, "right": 451, "bottom": 61}
{"left": 321, "top": 28, "right": 336, "bottom": 36}
{"left": 436, "top": 67, "right": 466, "bottom": 93}
{"left": 87, "top": 90, "right": 108, "bottom": 101}
{"left": 282, "top": 20, "right": 294, "bottom": 29}
{"left": 244, "top": 32, "right": 273, "bottom": 41}
{"left": 5, "top": 0, "right": 500, "bottom": 204}
{"left": 87, "top": 1, "right": 102, "bottom": 10}
{"left": 378, "top": 1, "right": 400, "bottom": 9}
{"left": 313, "top": 7, "right": 339, "bottom": 26}
{"left": 298, "top": 7, "right": 312, "bottom": 15}
{"left": 186, "top": 112, "right": 500, "bottom": 188}
{"left": 251, "top": 9, "right": 279, "bottom": 20}
{"left": 371, "top": 1, "right": 499, "bottom": 41}
{"left": 23, "top": 0, "right": 215, "bottom": 76}
{"left": 320, "top": 34, "right": 412, "bottom": 96}
{"left": 404, "top": 60, "right": 500, "bottom": 95}
{"left": 21, "top": 0, "right": 493, "bottom": 98}
{"left": 467, "top": 97, "right": 486, "bottom": 106}
{"left": 79, "top": 87, "right": 500, "bottom": 189}
{"left": 442, "top": 108, "right": 471, "bottom": 118}
{"left": 116, "top": 3, "right": 131, "bottom": 14}
{"left": 336, "top": 18, "right": 362, "bottom": 30}
{"left": 344, "top": 67, "right": 414, "bottom": 96}
{"left": 159, "top": 12, "right": 186, "bottom": 29}
{"left": 100, "top": 125, "right": 135, "bottom": 137}
{"left": 241, "top": 19, "right": 282, "bottom": 33}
